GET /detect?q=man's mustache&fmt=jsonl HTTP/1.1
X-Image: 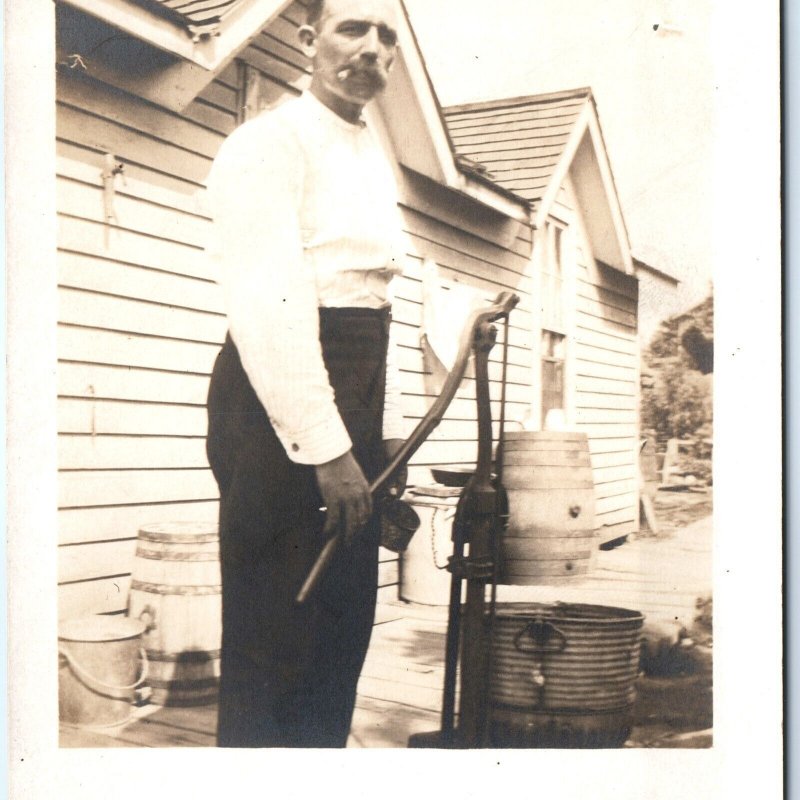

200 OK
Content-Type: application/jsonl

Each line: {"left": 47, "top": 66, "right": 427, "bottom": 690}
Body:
{"left": 336, "top": 64, "right": 389, "bottom": 87}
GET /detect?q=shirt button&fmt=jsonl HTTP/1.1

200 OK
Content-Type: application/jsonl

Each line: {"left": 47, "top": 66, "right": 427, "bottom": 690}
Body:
{"left": 291, "top": 443, "right": 299, "bottom": 452}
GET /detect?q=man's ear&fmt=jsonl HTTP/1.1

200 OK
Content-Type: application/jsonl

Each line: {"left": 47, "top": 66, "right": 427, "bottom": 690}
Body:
{"left": 297, "top": 25, "right": 318, "bottom": 58}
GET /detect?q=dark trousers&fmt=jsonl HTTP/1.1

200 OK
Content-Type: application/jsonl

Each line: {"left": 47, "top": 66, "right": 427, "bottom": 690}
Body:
{"left": 206, "top": 308, "right": 390, "bottom": 747}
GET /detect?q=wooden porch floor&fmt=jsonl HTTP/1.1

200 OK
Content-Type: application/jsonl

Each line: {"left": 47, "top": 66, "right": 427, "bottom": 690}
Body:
{"left": 60, "top": 512, "right": 713, "bottom": 749}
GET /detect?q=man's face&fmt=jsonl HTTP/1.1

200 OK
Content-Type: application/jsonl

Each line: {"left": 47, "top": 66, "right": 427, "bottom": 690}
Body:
{"left": 309, "top": 0, "right": 399, "bottom": 107}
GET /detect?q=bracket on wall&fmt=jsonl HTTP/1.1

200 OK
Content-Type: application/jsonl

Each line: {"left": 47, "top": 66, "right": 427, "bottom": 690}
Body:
{"left": 101, "top": 153, "right": 125, "bottom": 226}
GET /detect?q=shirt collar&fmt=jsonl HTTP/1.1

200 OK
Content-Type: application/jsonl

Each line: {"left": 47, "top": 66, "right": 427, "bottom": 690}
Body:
{"left": 301, "top": 91, "right": 368, "bottom": 131}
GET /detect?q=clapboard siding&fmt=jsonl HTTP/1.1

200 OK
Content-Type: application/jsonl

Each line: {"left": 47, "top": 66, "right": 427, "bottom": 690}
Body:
{"left": 56, "top": 176, "right": 210, "bottom": 248}
{"left": 59, "top": 469, "right": 219, "bottom": 509}
{"left": 56, "top": 104, "right": 214, "bottom": 187}
{"left": 58, "top": 215, "right": 214, "bottom": 281}
{"left": 58, "top": 252, "right": 223, "bottom": 313}
{"left": 56, "top": 147, "right": 212, "bottom": 216}
{"left": 59, "top": 501, "right": 219, "bottom": 545}
{"left": 60, "top": 539, "right": 138, "bottom": 585}
{"left": 59, "top": 288, "right": 227, "bottom": 344}
{"left": 60, "top": 576, "right": 134, "bottom": 618}
{"left": 59, "top": 362, "right": 211, "bottom": 405}
{"left": 58, "top": 435, "right": 210, "bottom": 471}
{"left": 59, "top": 398, "right": 209, "bottom": 437}
{"left": 569, "top": 178, "right": 639, "bottom": 536}
{"left": 58, "top": 326, "right": 221, "bottom": 374}
{"left": 55, "top": 1, "right": 536, "bottom": 617}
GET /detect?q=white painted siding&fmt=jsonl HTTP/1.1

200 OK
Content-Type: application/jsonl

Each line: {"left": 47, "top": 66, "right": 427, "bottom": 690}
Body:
{"left": 566, "top": 179, "right": 640, "bottom": 538}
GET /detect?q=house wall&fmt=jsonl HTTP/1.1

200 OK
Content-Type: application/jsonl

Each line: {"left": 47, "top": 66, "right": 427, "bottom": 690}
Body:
{"left": 563, "top": 177, "right": 640, "bottom": 539}
{"left": 55, "top": 1, "right": 533, "bottom": 619}
{"left": 529, "top": 179, "right": 640, "bottom": 541}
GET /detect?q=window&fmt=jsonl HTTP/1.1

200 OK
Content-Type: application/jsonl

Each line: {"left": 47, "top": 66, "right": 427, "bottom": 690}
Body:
{"left": 536, "top": 217, "right": 571, "bottom": 429}
{"left": 541, "top": 221, "right": 565, "bottom": 332}
{"left": 541, "top": 330, "right": 566, "bottom": 427}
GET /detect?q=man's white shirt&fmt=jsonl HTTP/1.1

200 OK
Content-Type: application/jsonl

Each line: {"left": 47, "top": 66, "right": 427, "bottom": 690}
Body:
{"left": 208, "top": 92, "right": 407, "bottom": 465}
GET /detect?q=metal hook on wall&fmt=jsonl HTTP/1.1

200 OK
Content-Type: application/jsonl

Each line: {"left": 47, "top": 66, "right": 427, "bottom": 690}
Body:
{"left": 101, "top": 153, "right": 125, "bottom": 226}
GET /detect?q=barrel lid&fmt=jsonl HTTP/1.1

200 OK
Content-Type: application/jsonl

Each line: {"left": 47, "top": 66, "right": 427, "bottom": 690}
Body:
{"left": 139, "top": 522, "right": 218, "bottom": 536}
{"left": 59, "top": 615, "right": 146, "bottom": 643}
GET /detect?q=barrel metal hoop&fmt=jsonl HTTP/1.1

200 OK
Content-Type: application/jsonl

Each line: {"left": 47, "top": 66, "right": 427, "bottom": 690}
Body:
{"left": 138, "top": 532, "right": 219, "bottom": 544}
{"left": 135, "top": 547, "right": 219, "bottom": 562}
{"left": 145, "top": 649, "right": 222, "bottom": 663}
{"left": 131, "top": 579, "right": 221, "bottom": 596}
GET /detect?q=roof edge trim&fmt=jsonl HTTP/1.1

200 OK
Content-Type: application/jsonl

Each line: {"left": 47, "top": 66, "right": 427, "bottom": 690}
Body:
{"left": 444, "top": 87, "right": 594, "bottom": 116}
{"left": 61, "top": 0, "right": 286, "bottom": 71}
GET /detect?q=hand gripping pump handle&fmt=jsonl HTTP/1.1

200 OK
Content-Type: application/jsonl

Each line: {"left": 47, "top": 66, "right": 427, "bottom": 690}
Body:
{"left": 296, "top": 290, "right": 520, "bottom": 604}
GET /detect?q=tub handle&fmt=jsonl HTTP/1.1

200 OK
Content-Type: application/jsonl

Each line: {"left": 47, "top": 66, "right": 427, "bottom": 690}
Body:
{"left": 514, "top": 618, "right": 568, "bottom": 654}
{"left": 58, "top": 646, "right": 149, "bottom": 700}
{"left": 138, "top": 605, "right": 157, "bottom": 633}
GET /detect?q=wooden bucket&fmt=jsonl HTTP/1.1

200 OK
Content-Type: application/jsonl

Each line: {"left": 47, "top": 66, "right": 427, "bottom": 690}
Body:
{"left": 500, "top": 431, "right": 597, "bottom": 584}
{"left": 127, "top": 522, "right": 221, "bottom": 707}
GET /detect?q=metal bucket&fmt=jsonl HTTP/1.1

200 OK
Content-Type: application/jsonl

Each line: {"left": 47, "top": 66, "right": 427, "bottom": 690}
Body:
{"left": 487, "top": 602, "right": 644, "bottom": 747}
{"left": 58, "top": 616, "right": 147, "bottom": 729}
{"left": 400, "top": 495, "right": 459, "bottom": 605}
{"left": 500, "top": 431, "right": 598, "bottom": 584}
{"left": 128, "top": 522, "right": 221, "bottom": 707}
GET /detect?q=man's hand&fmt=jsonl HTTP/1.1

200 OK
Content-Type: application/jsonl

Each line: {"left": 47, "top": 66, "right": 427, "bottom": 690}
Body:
{"left": 383, "top": 438, "right": 407, "bottom": 499}
{"left": 315, "top": 450, "right": 372, "bottom": 545}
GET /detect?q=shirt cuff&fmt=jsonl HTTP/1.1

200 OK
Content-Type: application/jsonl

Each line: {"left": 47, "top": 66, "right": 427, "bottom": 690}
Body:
{"left": 275, "top": 413, "right": 353, "bottom": 466}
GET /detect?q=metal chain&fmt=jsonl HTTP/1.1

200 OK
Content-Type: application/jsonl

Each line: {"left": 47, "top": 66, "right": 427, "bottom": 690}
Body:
{"left": 430, "top": 506, "right": 455, "bottom": 570}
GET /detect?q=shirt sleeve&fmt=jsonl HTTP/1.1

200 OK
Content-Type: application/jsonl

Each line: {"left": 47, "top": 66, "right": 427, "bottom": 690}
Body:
{"left": 208, "top": 117, "right": 352, "bottom": 465}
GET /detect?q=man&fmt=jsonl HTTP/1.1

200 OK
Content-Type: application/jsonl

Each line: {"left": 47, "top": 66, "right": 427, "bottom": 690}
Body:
{"left": 205, "top": 0, "right": 406, "bottom": 748}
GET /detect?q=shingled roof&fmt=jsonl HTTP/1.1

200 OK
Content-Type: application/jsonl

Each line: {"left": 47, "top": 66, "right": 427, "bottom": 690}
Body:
{"left": 445, "top": 87, "right": 634, "bottom": 274}
{"left": 130, "top": 0, "right": 250, "bottom": 34}
{"left": 443, "top": 88, "right": 592, "bottom": 211}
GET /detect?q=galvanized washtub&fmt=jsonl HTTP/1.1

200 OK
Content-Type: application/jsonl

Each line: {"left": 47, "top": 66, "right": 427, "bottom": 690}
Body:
{"left": 487, "top": 602, "right": 644, "bottom": 748}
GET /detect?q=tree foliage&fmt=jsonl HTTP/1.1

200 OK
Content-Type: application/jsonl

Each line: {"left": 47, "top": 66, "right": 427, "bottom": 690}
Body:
{"left": 641, "top": 294, "right": 713, "bottom": 446}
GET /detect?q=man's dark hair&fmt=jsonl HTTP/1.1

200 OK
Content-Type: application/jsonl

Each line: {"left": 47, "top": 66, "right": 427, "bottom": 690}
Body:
{"left": 306, "top": 0, "right": 325, "bottom": 25}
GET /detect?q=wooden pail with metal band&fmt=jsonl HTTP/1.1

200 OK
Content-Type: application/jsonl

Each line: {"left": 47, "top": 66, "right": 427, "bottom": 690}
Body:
{"left": 500, "top": 431, "right": 597, "bottom": 584}
{"left": 487, "top": 602, "right": 644, "bottom": 748}
{"left": 127, "top": 522, "right": 221, "bottom": 707}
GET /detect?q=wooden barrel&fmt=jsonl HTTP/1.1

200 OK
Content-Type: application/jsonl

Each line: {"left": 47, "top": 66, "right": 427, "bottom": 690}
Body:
{"left": 127, "top": 522, "right": 221, "bottom": 707}
{"left": 487, "top": 602, "right": 644, "bottom": 747}
{"left": 500, "top": 431, "right": 597, "bottom": 584}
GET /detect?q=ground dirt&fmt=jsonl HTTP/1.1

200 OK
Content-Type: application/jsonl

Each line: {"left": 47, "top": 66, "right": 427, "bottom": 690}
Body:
{"left": 627, "top": 488, "right": 713, "bottom": 748}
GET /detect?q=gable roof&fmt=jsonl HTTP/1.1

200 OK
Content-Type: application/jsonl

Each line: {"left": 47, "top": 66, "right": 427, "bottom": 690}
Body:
{"left": 131, "top": 0, "right": 248, "bottom": 35}
{"left": 445, "top": 88, "right": 590, "bottom": 210}
{"left": 633, "top": 256, "right": 679, "bottom": 285}
{"left": 444, "top": 89, "right": 634, "bottom": 275}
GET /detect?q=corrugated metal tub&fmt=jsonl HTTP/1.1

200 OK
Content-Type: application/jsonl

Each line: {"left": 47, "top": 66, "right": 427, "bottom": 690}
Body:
{"left": 487, "top": 602, "right": 644, "bottom": 748}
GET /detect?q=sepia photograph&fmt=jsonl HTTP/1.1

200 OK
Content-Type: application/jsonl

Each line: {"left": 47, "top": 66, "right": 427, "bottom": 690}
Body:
{"left": 6, "top": 0, "right": 782, "bottom": 796}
